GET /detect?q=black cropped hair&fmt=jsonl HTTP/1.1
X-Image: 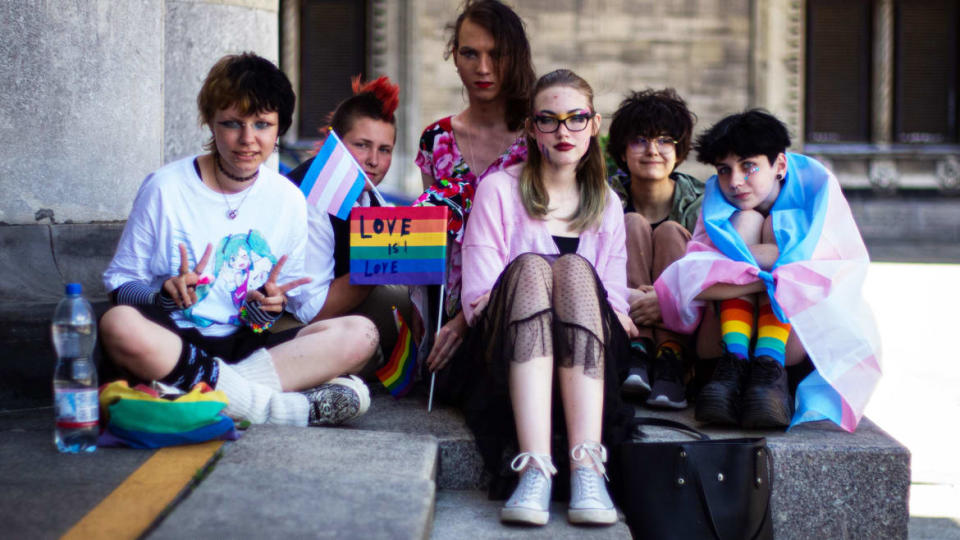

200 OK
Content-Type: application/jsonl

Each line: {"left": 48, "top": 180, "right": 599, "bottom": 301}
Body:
{"left": 694, "top": 109, "right": 791, "bottom": 166}
{"left": 607, "top": 88, "right": 696, "bottom": 173}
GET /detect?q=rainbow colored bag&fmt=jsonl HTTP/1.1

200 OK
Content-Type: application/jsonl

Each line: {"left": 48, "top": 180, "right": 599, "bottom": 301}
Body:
{"left": 98, "top": 381, "right": 239, "bottom": 449}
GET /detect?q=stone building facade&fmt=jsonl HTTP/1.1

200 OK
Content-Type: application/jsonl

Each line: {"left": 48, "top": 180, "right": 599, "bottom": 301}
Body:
{"left": 1, "top": 0, "right": 958, "bottom": 303}
{"left": 281, "top": 0, "right": 958, "bottom": 198}
{"left": 281, "top": 0, "right": 959, "bottom": 246}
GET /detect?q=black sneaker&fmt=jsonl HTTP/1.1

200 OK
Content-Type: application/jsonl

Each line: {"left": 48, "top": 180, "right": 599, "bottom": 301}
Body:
{"left": 740, "top": 356, "right": 793, "bottom": 428}
{"left": 695, "top": 353, "right": 747, "bottom": 425}
{"left": 622, "top": 341, "right": 652, "bottom": 399}
{"left": 646, "top": 347, "right": 687, "bottom": 409}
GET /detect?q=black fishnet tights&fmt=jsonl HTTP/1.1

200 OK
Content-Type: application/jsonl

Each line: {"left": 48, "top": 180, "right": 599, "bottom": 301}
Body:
{"left": 495, "top": 253, "right": 606, "bottom": 378}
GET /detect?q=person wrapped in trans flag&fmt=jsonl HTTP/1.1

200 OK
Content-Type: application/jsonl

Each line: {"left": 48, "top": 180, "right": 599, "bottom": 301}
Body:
{"left": 651, "top": 109, "right": 881, "bottom": 431}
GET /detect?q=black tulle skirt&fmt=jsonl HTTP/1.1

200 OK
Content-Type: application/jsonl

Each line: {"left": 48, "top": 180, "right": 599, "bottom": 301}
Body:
{"left": 437, "top": 253, "right": 633, "bottom": 500}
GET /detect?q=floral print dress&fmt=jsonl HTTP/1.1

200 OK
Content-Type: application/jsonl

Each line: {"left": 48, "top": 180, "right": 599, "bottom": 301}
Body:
{"left": 413, "top": 116, "right": 527, "bottom": 324}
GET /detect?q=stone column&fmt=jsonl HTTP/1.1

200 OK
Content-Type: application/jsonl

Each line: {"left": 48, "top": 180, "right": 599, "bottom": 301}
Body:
{"left": 163, "top": 0, "right": 280, "bottom": 163}
{"left": 0, "top": 0, "right": 165, "bottom": 225}
{"left": 0, "top": 0, "right": 280, "bottom": 302}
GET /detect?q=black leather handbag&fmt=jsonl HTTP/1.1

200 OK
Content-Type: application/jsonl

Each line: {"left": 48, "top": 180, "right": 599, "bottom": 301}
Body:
{"left": 617, "top": 418, "right": 773, "bottom": 540}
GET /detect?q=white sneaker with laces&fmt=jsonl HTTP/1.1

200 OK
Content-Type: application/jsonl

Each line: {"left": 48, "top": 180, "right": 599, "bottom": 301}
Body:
{"left": 500, "top": 452, "right": 557, "bottom": 526}
{"left": 568, "top": 442, "right": 617, "bottom": 525}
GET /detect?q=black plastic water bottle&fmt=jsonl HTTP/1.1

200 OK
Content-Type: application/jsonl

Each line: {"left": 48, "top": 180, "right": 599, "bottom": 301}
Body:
{"left": 51, "top": 283, "right": 99, "bottom": 453}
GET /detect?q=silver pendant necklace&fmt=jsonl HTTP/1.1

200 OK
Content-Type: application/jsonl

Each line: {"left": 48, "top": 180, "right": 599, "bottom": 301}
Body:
{"left": 213, "top": 161, "right": 254, "bottom": 220}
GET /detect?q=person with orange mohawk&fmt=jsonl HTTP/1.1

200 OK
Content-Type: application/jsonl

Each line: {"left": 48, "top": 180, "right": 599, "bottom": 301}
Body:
{"left": 286, "top": 76, "right": 412, "bottom": 378}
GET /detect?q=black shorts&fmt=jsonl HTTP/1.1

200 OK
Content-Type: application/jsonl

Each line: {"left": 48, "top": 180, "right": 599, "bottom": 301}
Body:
{"left": 113, "top": 304, "right": 301, "bottom": 364}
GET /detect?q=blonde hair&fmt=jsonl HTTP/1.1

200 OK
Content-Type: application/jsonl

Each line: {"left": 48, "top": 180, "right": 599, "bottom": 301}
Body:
{"left": 519, "top": 69, "right": 607, "bottom": 232}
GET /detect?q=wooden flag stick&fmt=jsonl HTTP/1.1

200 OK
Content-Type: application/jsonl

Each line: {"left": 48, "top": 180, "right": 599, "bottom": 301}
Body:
{"left": 428, "top": 283, "right": 445, "bottom": 412}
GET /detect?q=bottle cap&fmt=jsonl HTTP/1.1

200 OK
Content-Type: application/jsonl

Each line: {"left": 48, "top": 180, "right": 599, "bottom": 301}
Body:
{"left": 65, "top": 283, "right": 82, "bottom": 295}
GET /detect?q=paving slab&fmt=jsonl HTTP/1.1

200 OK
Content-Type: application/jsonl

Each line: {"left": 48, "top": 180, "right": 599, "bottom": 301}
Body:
{"left": 432, "top": 490, "right": 631, "bottom": 539}
{"left": 353, "top": 391, "right": 485, "bottom": 490}
{"left": 152, "top": 425, "right": 439, "bottom": 539}
{"left": 631, "top": 407, "right": 910, "bottom": 540}
{"left": 0, "top": 408, "right": 155, "bottom": 539}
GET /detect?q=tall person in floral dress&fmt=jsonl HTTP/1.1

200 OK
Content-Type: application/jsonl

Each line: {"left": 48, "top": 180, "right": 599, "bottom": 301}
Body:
{"left": 414, "top": 0, "right": 535, "bottom": 374}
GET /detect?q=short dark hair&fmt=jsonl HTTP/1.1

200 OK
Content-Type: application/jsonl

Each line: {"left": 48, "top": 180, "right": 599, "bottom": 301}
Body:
{"left": 694, "top": 109, "right": 791, "bottom": 166}
{"left": 197, "top": 52, "right": 295, "bottom": 147}
{"left": 329, "top": 76, "right": 399, "bottom": 141}
{"left": 446, "top": 0, "right": 535, "bottom": 131}
{"left": 606, "top": 88, "right": 696, "bottom": 173}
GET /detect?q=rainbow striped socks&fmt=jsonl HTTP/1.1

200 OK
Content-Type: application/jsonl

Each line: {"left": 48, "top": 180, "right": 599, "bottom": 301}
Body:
{"left": 754, "top": 302, "right": 791, "bottom": 365}
{"left": 719, "top": 298, "right": 754, "bottom": 360}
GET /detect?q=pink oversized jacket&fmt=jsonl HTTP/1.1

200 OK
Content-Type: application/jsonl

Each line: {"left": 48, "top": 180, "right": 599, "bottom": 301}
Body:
{"left": 461, "top": 164, "right": 629, "bottom": 325}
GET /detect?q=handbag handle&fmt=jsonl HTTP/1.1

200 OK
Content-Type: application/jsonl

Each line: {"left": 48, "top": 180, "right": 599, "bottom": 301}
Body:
{"left": 629, "top": 417, "right": 710, "bottom": 441}
{"left": 693, "top": 442, "right": 774, "bottom": 540}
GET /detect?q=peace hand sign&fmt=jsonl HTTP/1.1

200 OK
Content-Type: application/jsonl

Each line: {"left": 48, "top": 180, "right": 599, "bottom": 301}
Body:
{"left": 244, "top": 254, "right": 312, "bottom": 313}
{"left": 163, "top": 243, "right": 212, "bottom": 309}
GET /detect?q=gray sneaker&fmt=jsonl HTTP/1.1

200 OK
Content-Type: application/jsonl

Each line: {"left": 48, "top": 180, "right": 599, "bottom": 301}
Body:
{"left": 500, "top": 453, "right": 557, "bottom": 526}
{"left": 568, "top": 442, "right": 617, "bottom": 525}
{"left": 304, "top": 375, "right": 370, "bottom": 426}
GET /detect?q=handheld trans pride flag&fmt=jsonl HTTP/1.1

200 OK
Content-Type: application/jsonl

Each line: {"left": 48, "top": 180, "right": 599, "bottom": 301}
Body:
{"left": 299, "top": 131, "right": 368, "bottom": 220}
{"left": 349, "top": 206, "right": 448, "bottom": 285}
{"left": 376, "top": 307, "right": 417, "bottom": 397}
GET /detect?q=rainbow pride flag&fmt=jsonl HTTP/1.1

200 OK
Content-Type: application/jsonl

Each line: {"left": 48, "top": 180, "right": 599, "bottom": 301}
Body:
{"left": 299, "top": 131, "right": 368, "bottom": 220}
{"left": 376, "top": 307, "right": 417, "bottom": 397}
{"left": 349, "top": 206, "right": 448, "bottom": 285}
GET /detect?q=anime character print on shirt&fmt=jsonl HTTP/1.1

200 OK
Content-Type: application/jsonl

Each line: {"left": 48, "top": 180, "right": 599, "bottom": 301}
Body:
{"left": 181, "top": 230, "right": 277, "bottom": 327}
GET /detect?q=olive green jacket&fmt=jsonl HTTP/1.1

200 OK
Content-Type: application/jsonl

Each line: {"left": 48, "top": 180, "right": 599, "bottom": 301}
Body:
{"left": 609, "top": 170, "right": 705, "bottom": 233}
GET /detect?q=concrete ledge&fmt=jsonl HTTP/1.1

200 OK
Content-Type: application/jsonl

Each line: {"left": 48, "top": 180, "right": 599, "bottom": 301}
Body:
{"left": 355, "top": 392, "right": 908, "bottom": 539}
{"left": 0, "top": 222, "right": 121, "bottom": 411}
{"left": 153, "top": 426, "right": 439, "bottom": 539}
{"left": 353, "top": 392, "right": 485, "bottom": 490}
{"left": 0, "top": 301, "right": 111, "bottom": 412}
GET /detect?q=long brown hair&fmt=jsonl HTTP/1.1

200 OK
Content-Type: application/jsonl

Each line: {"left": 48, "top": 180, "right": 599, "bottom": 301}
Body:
{"left": 519, "top": 69, "right": 608, "bottom": 233}
{"left": 446, "top": 0, "right": 534, "bottom": 131}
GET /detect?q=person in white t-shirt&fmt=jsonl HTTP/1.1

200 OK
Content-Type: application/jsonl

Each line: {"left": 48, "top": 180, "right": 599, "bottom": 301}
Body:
{"left": 100, "top": 53, "right": 375, "bottom": 426}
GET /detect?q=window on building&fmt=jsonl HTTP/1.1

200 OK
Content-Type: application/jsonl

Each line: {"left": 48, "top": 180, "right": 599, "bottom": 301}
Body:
{"left": 894, "top": 0, "right": 958, "bottom": 143}
{"left": 806, "top": 0, "right": 873, "bottom": 143}
{"left": 806, "top": 0, "right": 959, "bottom": 144}
{"left": 297, "top": 0, "right": 367, "bottom": 140}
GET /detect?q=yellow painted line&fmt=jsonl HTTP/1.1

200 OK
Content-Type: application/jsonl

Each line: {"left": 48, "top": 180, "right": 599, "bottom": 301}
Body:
{"left": 62, "top": 441, "right": 223, "bottom": 540}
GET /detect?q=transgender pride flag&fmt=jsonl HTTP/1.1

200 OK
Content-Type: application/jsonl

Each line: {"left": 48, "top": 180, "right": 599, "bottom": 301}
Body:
{"left": 299, "top": 131, "right": 367, "bottom": 220}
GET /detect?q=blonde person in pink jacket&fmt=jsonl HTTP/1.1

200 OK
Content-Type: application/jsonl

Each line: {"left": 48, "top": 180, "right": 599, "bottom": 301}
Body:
{"left": 459, "top": 69, "right": 638, "bottom": 527}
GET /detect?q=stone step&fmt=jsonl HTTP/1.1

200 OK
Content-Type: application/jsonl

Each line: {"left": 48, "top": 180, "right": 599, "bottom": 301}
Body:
{"left": 432, "top": 490, "right": 631, "bottom": 539}
{"left": 355, "top": 392, "right": 910, "bottom": 539}
{"left": 151, "top": 425, "right": 439, "bottom": 540}
{"left": 352, "top": 388, "right": 485, "bottom": 490}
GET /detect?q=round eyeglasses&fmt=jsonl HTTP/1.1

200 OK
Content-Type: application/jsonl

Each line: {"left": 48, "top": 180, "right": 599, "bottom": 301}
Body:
{"left": 628, "top": 136, "right": 677, "bottom": 154}
{"left": 533, "top": 111, "right": 595, "bottom": 133}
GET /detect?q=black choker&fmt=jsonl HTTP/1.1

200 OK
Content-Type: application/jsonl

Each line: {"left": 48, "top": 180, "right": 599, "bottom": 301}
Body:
{"left": 215, "top": 153, "right": 259, "bottom": 182}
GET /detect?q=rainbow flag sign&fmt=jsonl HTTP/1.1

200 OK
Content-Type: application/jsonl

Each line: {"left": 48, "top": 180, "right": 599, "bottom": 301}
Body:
{"left": 376, "top": 307, "right": 417, "bottom": 397}
{"left": 299, "top": 131, "right": 368, "bottom": 220}
{"left": 349, "top": 206, "right": 448, "bottom": 285}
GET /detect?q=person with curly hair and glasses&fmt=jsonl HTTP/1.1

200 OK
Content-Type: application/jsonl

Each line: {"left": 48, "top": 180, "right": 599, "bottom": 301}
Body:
{"left": 605, "top": 88, "right": 705, "bottom": 410}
